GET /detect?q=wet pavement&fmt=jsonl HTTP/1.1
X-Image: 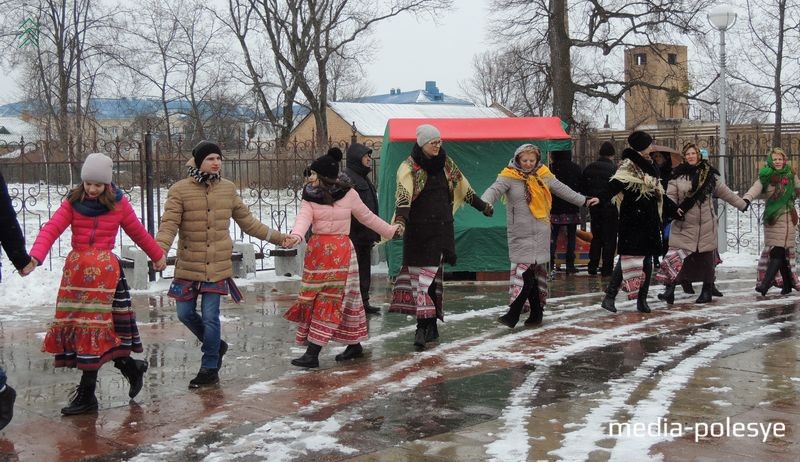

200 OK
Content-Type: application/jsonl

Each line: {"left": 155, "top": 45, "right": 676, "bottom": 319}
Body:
{"left": 1, "top": 268, "right": 799, "bottom": 461}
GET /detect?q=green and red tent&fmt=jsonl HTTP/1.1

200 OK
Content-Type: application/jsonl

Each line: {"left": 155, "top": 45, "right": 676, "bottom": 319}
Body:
{"left": 377, "top": 117, "right": 572, "bottom": 276}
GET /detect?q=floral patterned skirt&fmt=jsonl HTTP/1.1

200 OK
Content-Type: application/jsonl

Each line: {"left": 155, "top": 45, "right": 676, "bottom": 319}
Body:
{"left": 42, "top": 249, "right": 142, "bottom": 371}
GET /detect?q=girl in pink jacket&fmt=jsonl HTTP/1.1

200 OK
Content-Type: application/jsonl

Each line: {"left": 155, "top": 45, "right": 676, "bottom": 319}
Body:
{"left": 28, "top": 153, "right": 166, "bottom": 416}
{"left": 284, "top": 148, "right": 401, "bottom": 368}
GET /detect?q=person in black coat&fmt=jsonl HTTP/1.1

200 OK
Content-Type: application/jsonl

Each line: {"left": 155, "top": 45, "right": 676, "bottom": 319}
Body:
{"left": 597, "top": 131, "right": 671, "bottom": 314}
{"left": 549, "top": 150, "right": 583, "bottom": 273}
{"left": 343, "top": 143, "right": 381, "bottom": 315}
{"left": 0, "top": 168, "right": 35, "bottom": 430}
{"left": 581, "top": 141, "right": 618, "bottom": 276}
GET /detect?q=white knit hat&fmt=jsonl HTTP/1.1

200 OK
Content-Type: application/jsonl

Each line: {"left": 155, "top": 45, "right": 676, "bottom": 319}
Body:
{"left": 416, "top": 124, "right": 441, "bottom": 147}
{"left": 81, "top": 153, "right": 113, "bottom": 184}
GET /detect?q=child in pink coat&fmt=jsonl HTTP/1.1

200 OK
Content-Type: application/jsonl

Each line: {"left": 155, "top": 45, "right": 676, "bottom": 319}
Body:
{"left": 28, "top": 153, "right": 166, "bottom": 416}
{"left": 284, "top": 148, "right": 401, "bottom": 368}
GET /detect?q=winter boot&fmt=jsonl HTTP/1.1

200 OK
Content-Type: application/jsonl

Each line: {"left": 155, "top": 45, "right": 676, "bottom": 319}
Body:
{"left": 61, "top": 371, "right": 98, "bottom": 416}
{"left": 291, "top": 343, "right": 322, "bottom": 368}
{"left": 711, "top": 284, "right": 724, "bottom": 297}
{"left": 601, "top": 261, "right": 623, "bottom": 313}
{"left": 364, "top": 304, "right": 381, "bottom": 315}
{"left": 335, "top": 343, "right": 364, "bottom": 362}
{"left": 413, "top": 319, "right": 428, "bottom": 350}
{"left": 0, "top": 385, "right": 16, "bottom": 430}
{"left": 114, "top": 357, "right": 148, "bottom": 398}
{"left": 189, "top": 368, "right": 220, "bottom": 388}
{"left": 636, "top": 258, "right": 653, "bottom": 313}
{"left": 425, "top": 318, "right": 439, "bottom": 342}
{"left": 695, "top": 282, "right": 713, "bottom": 304}
{"left": 218, "top": 340, "right": 228, "bottom": 369}
{"left": 657, "top": 284, "right": 676, "bottom": 305}
{"left": 524, "top": 282, "right": 544, "bottom": 326}
{"left": 756, "top": 250, "right": 784, "bottom": 296}
{"left": 779, "top": 259, "right": 795, "bottom": 295}
{"left": 681, "top": 281, "right": 695, "bottom": 294}
{"left": 499, "top": 267, "right": 536, "bottom": 328}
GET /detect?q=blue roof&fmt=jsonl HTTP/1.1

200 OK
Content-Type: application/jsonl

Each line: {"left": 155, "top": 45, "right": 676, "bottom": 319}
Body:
{"left": 346, "top": 81, "right": 472, "bottom": 105}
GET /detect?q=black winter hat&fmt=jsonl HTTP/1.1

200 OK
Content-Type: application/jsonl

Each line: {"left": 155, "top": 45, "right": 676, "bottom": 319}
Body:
{"left": 599, "top": 141, "right": 616, "bottom": 158}
{"left": 627, "top": 131, "right": 653, "bottom": 152}
{"left": 192, "top": 140, "right": 222, "bottom": 167}
{"left": 310, "top": 147, "right": 343, "bottom": 179}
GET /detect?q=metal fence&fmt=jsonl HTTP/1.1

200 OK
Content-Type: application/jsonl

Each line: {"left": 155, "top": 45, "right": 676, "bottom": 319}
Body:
{"left": 2, "top": 126, "right": 798, "bottom": 272}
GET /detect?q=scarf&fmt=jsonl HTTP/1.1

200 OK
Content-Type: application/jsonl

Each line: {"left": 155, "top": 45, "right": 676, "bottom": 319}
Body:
{"left": 671, "top": 159, "right": 718, "bottom": 212}
{"left": 301, "top": 172, "right": 351, "bottom": 204}
{"left": 611, "top": 148, "right": 664, "bottom": 217}
{"left": 498, "top": 164, "right": 553, "bottom": 219}
{"left": 188, "top": 166, "right": 221, "bottom": 184}
{"left": 71, "top": 184, "right": 123, "bottom": 217}
{"left": 395, "top": 145, "right": 474, "bottom": 214}
{"left": 759, "top": 155, "right": 796, "bottom": 225}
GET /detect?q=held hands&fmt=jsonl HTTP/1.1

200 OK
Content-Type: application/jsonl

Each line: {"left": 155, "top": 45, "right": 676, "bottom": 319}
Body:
{"left": 152, "top": 255, "right": 167, "bottom": 271}
{"left": 585, "top": 197, "right": 600, "bottom": 207}
{"left": 282, "top": 234, "right": 302, "bottom": 248}
{"left": 20, "top": 258, "right": 37, "bottom": 276}
{"left": 393, "top": 222, "right": 405, "bottom": 239}
{"left": 483, "top": 203, "right": 494, "bottom": 217}
{"left": 675, "top": 208, "right": 686, "bottom": 220}
{"left": 742, "top": 199, "right": 751, "bottom": 212}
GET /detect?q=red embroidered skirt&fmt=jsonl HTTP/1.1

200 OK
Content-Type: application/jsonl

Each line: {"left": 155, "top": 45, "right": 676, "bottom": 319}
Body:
{"left": 42, "top": 249, "right": 142, "bottom": 370}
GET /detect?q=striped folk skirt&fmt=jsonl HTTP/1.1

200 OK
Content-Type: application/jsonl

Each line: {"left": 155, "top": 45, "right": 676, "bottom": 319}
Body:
{"left": 509, "top": 263, "right": 548, "bottom": 311}
{"left": 619, "top": 255, "right": 649, "bottom": 300}
{"left": 656, "top": 249, "right": 717, "bottom": 285}
{"left": 42, "top": 249, "right": 142, "bottom": 371}
{"left": 283, "top": 234, "right": 367, "bottom": 346}
{"left": 389, "top": 264, "right": 444, "bottom": 320}
{"left": 757, "top": 246, "right": 800, "bottom": 289}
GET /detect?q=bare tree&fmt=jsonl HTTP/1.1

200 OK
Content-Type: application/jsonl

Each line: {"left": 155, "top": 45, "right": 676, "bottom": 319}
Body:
{"left": 488, "top": 0, "right": 717, "bottom": 127}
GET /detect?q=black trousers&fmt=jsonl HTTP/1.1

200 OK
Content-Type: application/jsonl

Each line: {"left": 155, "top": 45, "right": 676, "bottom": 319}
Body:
{"left": 353, "top": 243, "right": 374, "bottom": 305}
{"left": 550, "top": 224, "right": 577, "bottom": 267}
{"left": 588, "top": 206, "right": 618, "bottom": 272}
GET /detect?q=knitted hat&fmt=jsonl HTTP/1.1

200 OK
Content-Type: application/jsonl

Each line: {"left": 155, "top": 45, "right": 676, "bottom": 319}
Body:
{"left": 599, "top": 141, "right": 616, "bottom": 158}
{"left": 80, "top": 153, "right": 113, "bottom": 184}
{"left": 627, "top": 131, "right": 653, "bottom": 152}
{"left": 309, "top": 147, "right": 343, "bottom": 179}
{"left": 192, "top": 140, "right": 222, "bottom": 167}
{"left": 416, "top": 124, "right": 441, "bottom": 147}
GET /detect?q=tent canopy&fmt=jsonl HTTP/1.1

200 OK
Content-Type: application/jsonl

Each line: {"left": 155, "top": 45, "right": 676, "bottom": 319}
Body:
{"left": 378, "top": 117, "right": 573, "bottom": 277}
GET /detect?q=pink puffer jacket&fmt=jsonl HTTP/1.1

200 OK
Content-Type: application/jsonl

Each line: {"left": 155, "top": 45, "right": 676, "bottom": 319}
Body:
{"left": 291, "top": 188, "right": 398, "bottom": 240}
{"left": 30, "top": 196, "right": 164, "bottom": 263}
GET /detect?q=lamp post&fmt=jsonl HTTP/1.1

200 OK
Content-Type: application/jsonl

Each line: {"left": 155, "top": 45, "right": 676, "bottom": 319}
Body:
{"left": 707, "top": 3, "right": 737, "bottom": 253}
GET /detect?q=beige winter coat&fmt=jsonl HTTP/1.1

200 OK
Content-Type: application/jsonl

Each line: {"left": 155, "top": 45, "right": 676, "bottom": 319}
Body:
{"left": 667, "top": 174, "right": 747, "bottom": 253}
{"left": 156, "top": 160, "right": 287, "bottom": 282}
{"left": 743, "top": 176, "right": 800, "bottom": 247}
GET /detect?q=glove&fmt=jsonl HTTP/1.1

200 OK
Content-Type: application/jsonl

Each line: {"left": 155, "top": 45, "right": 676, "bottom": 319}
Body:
{"left": 483, "top": 203, "right": 494, "bottom": 217}
{"left": 742, "top": 199, "right": 750, "bottom": 212}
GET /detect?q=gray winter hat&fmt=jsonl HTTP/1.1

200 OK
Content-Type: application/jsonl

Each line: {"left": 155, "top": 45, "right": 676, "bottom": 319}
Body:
{"left": 81, "top": 153, "right": 113, "bottom": 184}
{"left": 416, "top": 124, "right": 441, "bottom": 147}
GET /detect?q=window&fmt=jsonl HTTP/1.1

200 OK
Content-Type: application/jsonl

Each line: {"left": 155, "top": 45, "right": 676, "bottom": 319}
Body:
{"left": 634, "top": 53, "right": 647, "bottom": 65}
{"left": 668, "top": 53, "right": 677, "bottom": 65}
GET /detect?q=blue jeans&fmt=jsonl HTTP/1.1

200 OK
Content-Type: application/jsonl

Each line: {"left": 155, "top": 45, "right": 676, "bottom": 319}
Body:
{"left": 176, "top": 293, "right": 221, "bottom": 370}
{"left": 0, "top": 367, "right": 6, "bottom": 389}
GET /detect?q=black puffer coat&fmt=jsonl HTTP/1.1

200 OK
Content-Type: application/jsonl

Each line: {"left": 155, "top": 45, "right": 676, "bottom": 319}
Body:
{"left": 581, "top": 157, "right": 617, "bottom": 205}
{"left": 549, "top": 150, "right": 583, "bottom": 215}
{"left": 343, "top": 143, "right": 380, "bottom": 244}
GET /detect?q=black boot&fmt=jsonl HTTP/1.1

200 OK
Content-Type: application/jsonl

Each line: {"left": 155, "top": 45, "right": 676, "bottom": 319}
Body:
{"left": 681, "top": 281, "right": 695, "bottom": 294}
{"left": 499, "top": 267, "right": 536, "bottom": 328}
{"left": 695, "top": 282, "right": 713, "bottom": 303}
{"left": 364, "top": 304, "right": 381, "bottom": 315}
{"left": 61, "top": 371, "right": 98, "bottom": 416}
{"left": 218, "top": 340, "right": 228, "bottom": 369}
{"left": 425, "top": 318, "right": 439, "bottom": 342}
{"left": 756, "top": 250, "right": 784, "bottom": 296}
{"left": 636, "top": 257, "right": 653, "bottom": 313}
{"left": 524, "top": 281, "right": 544, "bottom": 326}
{"left": 711, "top": 284, "right": 723, "bottom": 297}
{"left": 114, "top": 357, "right": 148, "bottom": 398}
{"left": 601, "top": 261, "right": 623, "bottom": 313}
{"left": 414, "top": 324, "right": 427, "bottom": 350}
{"left": 0, "top": 385, "right": 16, "bottom": 430}
{"left": 657, "top": 284, "right": 676, "bottom": 305}
{"left": 335, "top": 343, "right": 364, "bottom": 361}
{"left": 291, "top": 343, "right": 322, "bottom": 368}
{"left": 779, "top": 260, "right": 794, "bottom": 294}
{"left": 189, "top": 368, "right": 219, "bottom": 388}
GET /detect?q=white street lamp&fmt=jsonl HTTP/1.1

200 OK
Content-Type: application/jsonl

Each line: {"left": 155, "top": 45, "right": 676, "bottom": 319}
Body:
{"left": 707, "top": 3, "right": 737, "bottom": 253}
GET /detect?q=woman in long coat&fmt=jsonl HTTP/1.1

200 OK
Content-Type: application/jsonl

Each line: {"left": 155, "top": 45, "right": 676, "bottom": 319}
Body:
{"left": 598, "top": 131, "right": 667, "bottom": 314}
{"left": 482, "top": 144, "right": 596, "bottom": 327}
{"left": 743, "top": 147, "right": 800, "bottom": 295}
{"left": 655, "top": 143, "right": 747, "bottom": 304}
{"left": 389, "top": 124, "right": 492, "bottom": 350}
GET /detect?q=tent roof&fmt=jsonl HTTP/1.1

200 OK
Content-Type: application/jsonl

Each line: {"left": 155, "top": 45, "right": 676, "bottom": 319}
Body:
{"left": 386, "top": 117, "right": 570, "bottom": 142}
